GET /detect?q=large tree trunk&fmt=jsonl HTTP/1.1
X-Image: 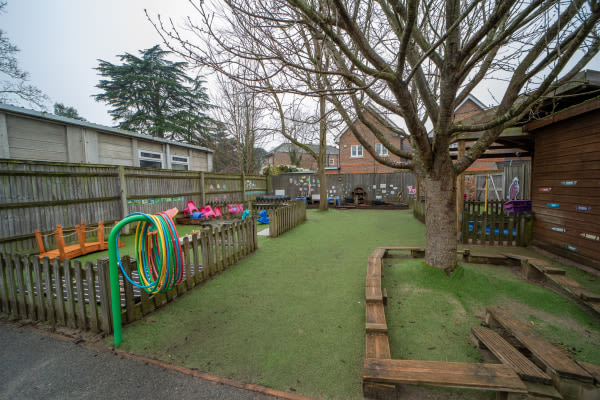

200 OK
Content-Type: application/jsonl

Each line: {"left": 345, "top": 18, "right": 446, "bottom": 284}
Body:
{"left": 318, "top": 93, "right": 329, "bottom": 211}
{"left": 423, "top": 166, "right": 458, "bottom": 274}
{"left": 318, "top": 165, "right": 328, "bottom": 211}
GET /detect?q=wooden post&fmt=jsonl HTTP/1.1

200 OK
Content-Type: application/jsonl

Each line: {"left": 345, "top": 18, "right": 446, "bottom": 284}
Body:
{"left": 77, "top": 223, "right": 85, "bottom": 254}
{"left": 56, "top": 225, "right": 66, "bottom": 262}
{"left": 200, "top": 171, "right": 206, "bottom": 206}
{"left": 34, "top": 229, "right": 45, "bottom": 253}
{"left": 98, "top": 221, "right": 105, "bottom": 250}
{"left": 118, "top": 166, "right": 130, "bottom": 235}
{"left": 456, "top": 141, "right": 466, "bottom": 236}
{"left": 241, "top": 172, "right": 246, "bottom": 203}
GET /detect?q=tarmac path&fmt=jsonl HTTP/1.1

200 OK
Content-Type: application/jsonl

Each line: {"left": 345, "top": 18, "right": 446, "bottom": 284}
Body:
{"left": 0, "top": 322, "right": 297, "bottom": 400}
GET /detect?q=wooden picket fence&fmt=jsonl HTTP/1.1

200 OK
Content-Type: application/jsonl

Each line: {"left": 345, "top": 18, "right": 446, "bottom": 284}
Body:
{"left": 0, "top": 218, "right": 257, "bottom": 333}
{"left": 460, "top": 212, "right": 533, "bottom": 246}
{"left": 463, "top": 200, "right": 505, "bottom": 215}
{"left": 268, "top": 200, "right": 306, "bottom": 238}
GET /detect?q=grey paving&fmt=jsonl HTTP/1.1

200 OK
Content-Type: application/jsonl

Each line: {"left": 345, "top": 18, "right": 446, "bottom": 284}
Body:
{"left": 0, "top": 323, "right": 282, "bottom": 400}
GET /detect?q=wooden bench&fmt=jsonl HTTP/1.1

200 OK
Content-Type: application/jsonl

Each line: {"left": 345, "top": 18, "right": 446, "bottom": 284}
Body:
{"left": 363, "top": 358, "right": 527, "bottom": 399}
{"left": 486, "top": 307, "right": 597, "bottom": 399}
{"left": 472, "top": 327, "right": 563, "bottom": 399}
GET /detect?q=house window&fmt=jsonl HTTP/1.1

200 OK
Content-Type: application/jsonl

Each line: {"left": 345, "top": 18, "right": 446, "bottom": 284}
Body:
{"left": 351, "top": 144, "right": 363, "bottom": 158}
{"left": 329, "top": 157, "right": 335, "bottom": 166}
{"left": 171, "top": 155, "right": 189, "bottom": 171}
{"left": 375, "top": 143, "right": 388, "bottom": 156}
{"left": 139, "top": 150, "right": 163, "bottom": 169}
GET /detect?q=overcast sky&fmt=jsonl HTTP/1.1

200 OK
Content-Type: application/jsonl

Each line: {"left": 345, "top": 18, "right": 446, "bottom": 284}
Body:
{"left": 1, "top": 0, "right": 201, "bottom": 126}
{"left": 2, "top": 1, "right": 600, "bottom": 136}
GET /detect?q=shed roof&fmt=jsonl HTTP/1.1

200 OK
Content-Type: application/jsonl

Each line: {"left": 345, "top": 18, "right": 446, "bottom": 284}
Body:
{"left": 0, "top": 103, "right": 214, "bottom": 153}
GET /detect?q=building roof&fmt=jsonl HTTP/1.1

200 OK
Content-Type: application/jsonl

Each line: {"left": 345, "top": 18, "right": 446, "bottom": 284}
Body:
{"left": 267, "top": 142, "right": 338, "bottom": 156}
{"left": 0, "top": 103, "right": 214, "bottom": 153}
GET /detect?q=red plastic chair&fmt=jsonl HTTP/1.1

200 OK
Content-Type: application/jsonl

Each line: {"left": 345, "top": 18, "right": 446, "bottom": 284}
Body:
{"left": 183, "top": 201, "right": 199, "bottom": 217}
{"left": 214, "top": 206, "right": 223, "bottom": 218}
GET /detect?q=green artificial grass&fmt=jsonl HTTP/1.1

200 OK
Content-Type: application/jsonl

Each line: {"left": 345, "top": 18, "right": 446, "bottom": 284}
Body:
{"left": 383, "top": 259, "right": 600, "bottom": 365}
{"left": 94, "top": 210, "right": 600, "bottom": 399}
{"left": 111, "top": 209, "right": 424, "bottom": 400}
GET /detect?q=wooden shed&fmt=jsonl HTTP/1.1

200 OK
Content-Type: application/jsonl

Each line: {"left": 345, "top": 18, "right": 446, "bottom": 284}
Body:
{"left": 451, "top": 70, "right": 600, "bottom": 271}
{"left": 0, "top": 103, "right": 214, "bottom": 171}
{"left": 525, "top": 96, "right": 600, "bottom": 270}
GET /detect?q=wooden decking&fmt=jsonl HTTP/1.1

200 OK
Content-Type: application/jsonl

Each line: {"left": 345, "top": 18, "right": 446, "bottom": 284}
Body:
{"left": 486, "top": 307, "right": 594, "bottom": 385}
{"left": 471, "top": 327, "right": 553, "bottom": 385}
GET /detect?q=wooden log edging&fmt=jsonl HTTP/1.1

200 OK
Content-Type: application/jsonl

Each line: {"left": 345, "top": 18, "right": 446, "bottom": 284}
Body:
{"left": 0, "top": 218, "right": 258, "bottom": 335}
{"left": 362, "top": 247, "right": 527, "bottom": 398}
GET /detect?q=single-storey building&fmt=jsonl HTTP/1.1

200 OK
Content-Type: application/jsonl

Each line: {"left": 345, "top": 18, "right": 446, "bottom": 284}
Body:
{"left": 0, "top": 103, "right": 214, "bottom": 171}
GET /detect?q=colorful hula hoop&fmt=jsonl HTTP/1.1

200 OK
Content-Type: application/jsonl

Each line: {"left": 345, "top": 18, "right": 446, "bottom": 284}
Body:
{"left": 114, "top": 211, "right": 184, "bottom": 294}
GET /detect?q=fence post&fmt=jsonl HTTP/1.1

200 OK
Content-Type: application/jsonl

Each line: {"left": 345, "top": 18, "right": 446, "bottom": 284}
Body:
{"left": 200, "top": 171, "right": 206, "bottom": 206}
{"left": 118, "top": 166, "right": 130, "bottom": 235}
{"left": 241, "top": 172, "right": 246, "bottom": 203}
{"left": 97, "top": 258, "right": 113, "bottom": 334}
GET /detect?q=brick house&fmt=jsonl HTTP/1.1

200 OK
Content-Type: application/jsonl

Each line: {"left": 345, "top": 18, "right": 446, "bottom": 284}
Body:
{"left": 336, "top": 111, "right": 410, "bottom": 174}
{"left": 264, "top": 143, "right": 339, "bottom": 172}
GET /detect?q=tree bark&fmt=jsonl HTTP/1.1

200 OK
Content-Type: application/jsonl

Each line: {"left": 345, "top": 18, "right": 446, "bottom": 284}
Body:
{"left": 423, "top": 166, "right": 457, "bottom": 274}
{"left": 318, "top": 94, "right": 329, "bottom": 211}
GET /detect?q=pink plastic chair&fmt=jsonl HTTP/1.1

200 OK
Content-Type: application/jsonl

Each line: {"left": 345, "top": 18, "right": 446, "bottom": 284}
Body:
{"left": 200, "top": 205, "right": 216, "bottom": 219}
{"left": 236, "top": 203, "right": 244, "bottom": 213}
{"left": 183, "top": 201, "right": 199, "bottom": 217}
{"left": 214, "top": 206, "right": 223, "bottom": 218}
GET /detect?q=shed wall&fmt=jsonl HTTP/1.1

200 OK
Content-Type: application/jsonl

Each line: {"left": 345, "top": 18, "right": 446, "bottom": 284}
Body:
{"left": 531, "top": 110, "right": 600, "bottom": 269}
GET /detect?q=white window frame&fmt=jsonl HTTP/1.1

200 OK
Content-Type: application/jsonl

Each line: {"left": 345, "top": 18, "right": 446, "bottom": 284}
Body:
{"left": 139, "top": 150, "right": 163, "bottom": 169}
{"left": 351, "top": 144, "right": 363, "bottom": 158}
{"left": 375, "top": 143, "right": 388, "bottom": 156}
{"left": 171, "top": 155, "right": 189, "bottom": 171}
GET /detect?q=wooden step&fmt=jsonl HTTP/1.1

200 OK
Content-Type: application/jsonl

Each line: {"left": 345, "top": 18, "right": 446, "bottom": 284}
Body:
{"left": 576, "top": 288, "right": 600, "bottom": 302}
{"left": 366, "top": 302, "right": 387, "bottom": 327}
{"left": 471, "top": 327, "right": 553, "bottom": 385}
{"left": 543, "top": 266, "right": 566, "bottom": 275}
{"left": 577, "top": 360, "right": 600, "bottom": 385}
{"left": 503, "top": 253, "right": 528, "bottom": 261}
{"left": 366, "top": 333, "right": 391, "bottom": 359}
{"left": 523, "top": 381, "right": 563, "bottom": 400}
{"left": 362, "top": 358, "right": 527, "bottom": 393}
{"left": 486, "top": 307, "right": 594, "bottom": 384}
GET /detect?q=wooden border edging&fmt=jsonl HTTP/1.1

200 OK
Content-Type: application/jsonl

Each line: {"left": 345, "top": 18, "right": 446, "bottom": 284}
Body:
{"left": 362, "top": 247, "right": 528, "bottom": 398}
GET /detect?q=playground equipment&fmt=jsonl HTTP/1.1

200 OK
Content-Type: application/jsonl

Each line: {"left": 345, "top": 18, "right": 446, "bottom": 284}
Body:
{"left": 108, "top": 209, "right": 184, "bottom": 346}
{"left": 241, "top": 209, "right": 250, "bottom": 220}
{"left": 183, "top": 201, "right": 200, "bottom": 217}
{"left": 35, "top": 221, "right": 123, "bottom": 262}
{"left": 257, "top": 209, "right": 270, "bottom": 224}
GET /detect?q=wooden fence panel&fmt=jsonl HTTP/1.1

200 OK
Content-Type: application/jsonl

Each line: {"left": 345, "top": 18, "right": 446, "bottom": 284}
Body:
{"left": 0, "top": 160, "right": 121, "bottom": 254}
{"left": 0, "top": 160, "right": 265, "bottom": 255}
{"left": 85, "top": 261, "right": 99, "bottom": 332}
{"left": 268, "top": 200, "right": 306, "bottom": 238}
{"left": 461, "top": 212, "right": 533, "bottom": 246}
{"left": 270, "top": 172, "right": 416, "bottom": 203}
